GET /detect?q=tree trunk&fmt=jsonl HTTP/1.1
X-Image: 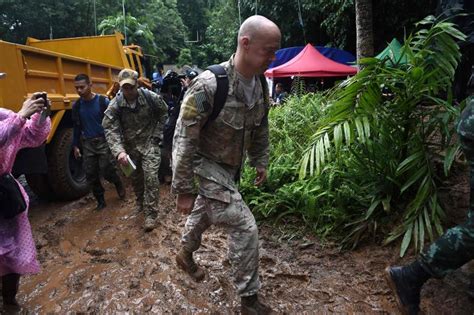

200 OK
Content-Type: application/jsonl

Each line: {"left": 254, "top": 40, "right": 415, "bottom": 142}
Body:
{"left": 355, "top": 0, "right": 374, "bottom": 62}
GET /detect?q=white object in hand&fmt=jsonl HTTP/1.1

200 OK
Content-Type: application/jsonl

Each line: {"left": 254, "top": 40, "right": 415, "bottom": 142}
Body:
{"left": 120, "top": 155, "right": 136, "bottom": 177}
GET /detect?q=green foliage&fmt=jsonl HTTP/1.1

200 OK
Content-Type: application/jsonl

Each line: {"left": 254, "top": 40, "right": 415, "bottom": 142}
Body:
{"left": 290, "top": 77, "right": 307, "bottom": 96}
{"left": 195, "top": 0, "right": 239, "bottom": 66}
{"left": 177, "top": 0, "right": 213, "bottom": 40}
{"left": 99, "top": 14, "right": 156, "bottom": 54}
{"left": 182, "top": 0, "right": 436, "bottom": 67}
{"left": 242, "top": 17, "right": 465, "bottom": 256}
{"left": 0, "top": 0, "right": 439, "bottom": 67}
{"left": 137, "top": 0, "right": 187, "bottom": 62}
{"left": 0, "top": 0, "right": 187, "bottom": 63}
{"left": 177, "top": 48, "right": 193, "bottom": 67}
{"left": 0, "top": 0, "right": 98, "bottom": 42}
{"left": 319, "top": 0, "right": 355, "bottom": 49}
{"left": 238, "top": 0, "right": 437, "bottom": 52}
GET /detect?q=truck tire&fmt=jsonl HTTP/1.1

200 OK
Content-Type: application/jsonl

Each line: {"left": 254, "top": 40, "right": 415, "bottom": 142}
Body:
{"left": 47, "top": 128, "right": 89, "bottom": 200}
{"left": 25, "top": 173, "right": 55, "bottom": 200}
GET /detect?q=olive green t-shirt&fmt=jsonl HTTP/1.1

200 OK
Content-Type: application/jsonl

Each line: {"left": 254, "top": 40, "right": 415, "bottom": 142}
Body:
{"left": 235, "top": 71, "right": 257, "bottom": 107}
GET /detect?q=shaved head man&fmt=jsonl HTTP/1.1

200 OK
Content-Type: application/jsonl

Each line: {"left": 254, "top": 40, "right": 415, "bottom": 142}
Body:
{"left": 236, "top": 15, "right": 281, "bottom": 77}
{"left": 172, "top": 15, "right": 281, "bottom": 314}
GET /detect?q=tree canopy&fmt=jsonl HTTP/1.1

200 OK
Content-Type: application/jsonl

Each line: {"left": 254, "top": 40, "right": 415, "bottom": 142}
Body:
{"left": 0, "top": 0, "right": 439, "bottom": 67}
{"left": 0, "top": 0, "right": 187, "bottom": 63}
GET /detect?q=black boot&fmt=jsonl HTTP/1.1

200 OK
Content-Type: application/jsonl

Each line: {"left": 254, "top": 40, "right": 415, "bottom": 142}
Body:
{"left": 385, "top": 261, "right": 431, "bottom": 315}
{"left": 241, "top": 294, "right": 273, "bottom": 315}
{"left": 114, "top": 181, "right": 126, "bottom": 200}
{"left": 95, "top": 194, "right": 106, "bottom": 210}
{"left": 2, "top": 273, "right": 20, "bottom": 311}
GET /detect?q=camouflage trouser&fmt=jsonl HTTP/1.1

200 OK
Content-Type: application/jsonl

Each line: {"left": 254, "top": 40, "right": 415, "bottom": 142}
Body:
{"left": 83, "top": 137, "right": 122, "bottom": 198}
{"left": 181, "top": 188, "right": 261, "bottom": 297}
{"left": 420, "top": 136, "right": 474, "bottom": 277}
{"left": 128, "top": 145, "right": 161, "bottom": 220}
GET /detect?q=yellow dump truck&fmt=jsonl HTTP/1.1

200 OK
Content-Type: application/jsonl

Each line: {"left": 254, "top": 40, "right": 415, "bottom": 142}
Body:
{"left": 0, "top": 32, "right": 146, "bottom": 200}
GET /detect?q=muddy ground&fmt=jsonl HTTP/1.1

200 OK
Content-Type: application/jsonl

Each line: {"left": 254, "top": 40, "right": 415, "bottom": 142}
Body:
{"left": 9, "top": 175, "right": 474, "bottom": 313}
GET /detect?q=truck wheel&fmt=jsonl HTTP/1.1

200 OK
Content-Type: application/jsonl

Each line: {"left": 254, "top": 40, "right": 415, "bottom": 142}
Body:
{"left": 47, "top": 128, "right": 89, "bottom": 200}
{"left": 25, "top": 173, "right": 54, "bottom": 200}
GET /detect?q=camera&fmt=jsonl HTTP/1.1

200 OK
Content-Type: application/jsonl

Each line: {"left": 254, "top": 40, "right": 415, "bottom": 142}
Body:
{"left": 161, "top": 71, "right": 184, "bottom": 98}
{"left": 39, "top": 93, "right": 48, "bottom": 106}
{"left": 39, "top": 92, "right": 51, "bottom": 123}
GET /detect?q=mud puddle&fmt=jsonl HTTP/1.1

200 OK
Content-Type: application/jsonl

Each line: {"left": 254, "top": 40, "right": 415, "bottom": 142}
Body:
{"left": 11, "top": 179, "right": 474, "bottom": 313}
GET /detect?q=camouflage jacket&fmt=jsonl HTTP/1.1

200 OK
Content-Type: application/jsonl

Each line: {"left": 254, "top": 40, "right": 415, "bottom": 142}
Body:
{"left": 458, "top": 97, "right": 474, "bottom": 139}
{"left": 172, "top": 56, "right": 270, "bottom": 198}
{"left": 102, "top": 88, "right": 168, "bottom": 158}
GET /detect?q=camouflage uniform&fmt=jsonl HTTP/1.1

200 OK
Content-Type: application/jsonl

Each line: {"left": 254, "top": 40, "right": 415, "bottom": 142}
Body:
{"left": 172, "top": 56, "right": 269, "bottom": 296}
{"left": 103, "top": 88, "right": 168, "bottom": 220}
{"left": 82, "top": 137, "right": 122, "bottom": 199}
{"left": 420, "top": 98, "right": 474, "bottom": 277}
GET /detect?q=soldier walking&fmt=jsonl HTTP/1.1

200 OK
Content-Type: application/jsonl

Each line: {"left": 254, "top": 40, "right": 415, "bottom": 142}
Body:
{"left": 72, "top": 74, "right": 125, "bottom": 210}
{"left": 102, "top": 69, "right": 168, "bottom": 232}
{"left": 172, "top": 15, "right": 281, "bottom": 314}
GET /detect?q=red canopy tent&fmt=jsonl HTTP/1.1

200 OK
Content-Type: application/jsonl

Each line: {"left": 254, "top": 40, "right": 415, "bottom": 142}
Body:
{"left": 265, "top": 43, "right": 358, "bottom": 78}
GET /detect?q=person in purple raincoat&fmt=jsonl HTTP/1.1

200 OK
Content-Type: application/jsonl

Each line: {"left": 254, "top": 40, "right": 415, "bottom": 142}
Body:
{"left": 0, "top": 92, "right": 51, "bottom": 311}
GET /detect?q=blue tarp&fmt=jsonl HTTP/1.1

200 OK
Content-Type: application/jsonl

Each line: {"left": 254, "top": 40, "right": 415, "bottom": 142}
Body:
{"left": 269, "top": 46, "right": 356, "bottom": 69}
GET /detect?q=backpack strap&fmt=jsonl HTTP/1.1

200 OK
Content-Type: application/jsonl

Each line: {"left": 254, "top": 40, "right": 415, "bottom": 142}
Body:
{"left": 206, "top": 66, "right": 269, "bottom": 121}
{"left": 258, "top": 74, "right": 270, "bottom": 112}
{"left": 206, "top": 65, "right": 229, "bottom": 121}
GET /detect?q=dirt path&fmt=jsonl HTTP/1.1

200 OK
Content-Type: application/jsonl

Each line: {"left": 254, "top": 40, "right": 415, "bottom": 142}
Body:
{"left": 15, "top": 182, "right": 474, "bottom": 313}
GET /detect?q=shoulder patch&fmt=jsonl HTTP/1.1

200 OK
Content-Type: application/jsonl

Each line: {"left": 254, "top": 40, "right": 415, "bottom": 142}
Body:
{"left": 181, "top": 96, "right": 199, "bottom": 120}
{"left": 194, "top": 91, "right": 211, "bottom": 113}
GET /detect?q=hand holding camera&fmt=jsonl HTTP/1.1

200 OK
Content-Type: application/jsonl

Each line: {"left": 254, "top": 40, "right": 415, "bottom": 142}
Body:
{"left": 38, "top": 92, "right": 51, "bottom": 123}
{"left": 18, "top": 92, "right": 49, "bottom": 119}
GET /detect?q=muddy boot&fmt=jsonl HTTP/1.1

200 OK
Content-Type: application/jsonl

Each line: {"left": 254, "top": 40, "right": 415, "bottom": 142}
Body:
{"left": 385, "top": 261, "right": 431, "bottom": 315}
{"left": 115, "top": 181, "right": 126, "bottom": 200}
{"left": 241, "top": 294, "right": 273, "bottom": 315}
{"left": 2, "top": 273, "right": 20, "bottom": 312}
{"left": 95, "top": 194, "right": 106, "bottom": 210}
{"left": 175, "top": 248, "right": 205, "bottom": 282}
{"left": 144, "top": 215, "right": 156, "bottom": 232}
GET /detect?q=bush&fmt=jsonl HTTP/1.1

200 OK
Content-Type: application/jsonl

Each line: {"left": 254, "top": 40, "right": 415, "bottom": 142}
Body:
{"left": 241, "top": 16, "right": 466, "bottom": 256}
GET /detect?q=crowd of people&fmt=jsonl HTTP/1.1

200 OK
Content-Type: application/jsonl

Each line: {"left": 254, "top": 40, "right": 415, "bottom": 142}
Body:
{"left": 0, "top": 15, "right": 279, "bottom": 314}
{"left": 0, "top": 14, "right": 473, "bottom": 315}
